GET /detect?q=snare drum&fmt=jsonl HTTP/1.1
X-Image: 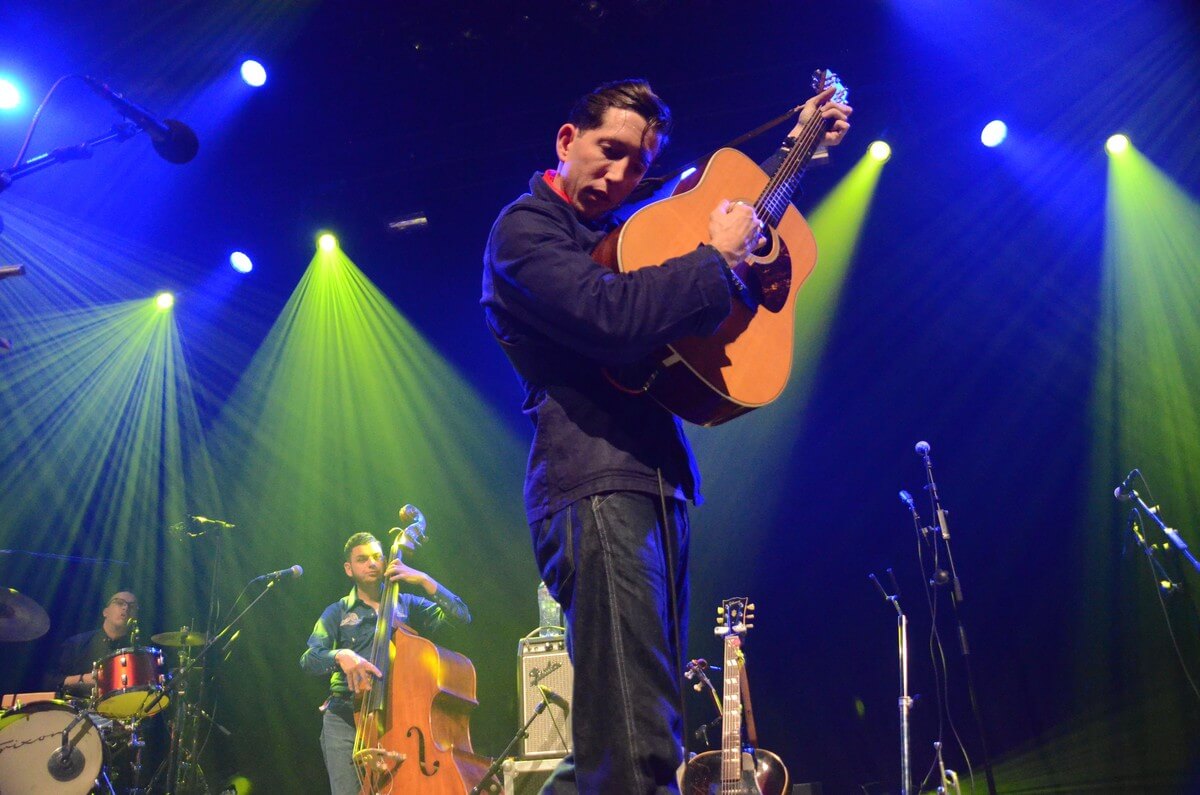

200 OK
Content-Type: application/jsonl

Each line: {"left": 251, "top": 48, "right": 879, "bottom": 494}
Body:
{"left": 0, "top": 700, "right": 105, "bottom": 794}
{"left": 93, "top": 646, "right": 168, "bottom": 719}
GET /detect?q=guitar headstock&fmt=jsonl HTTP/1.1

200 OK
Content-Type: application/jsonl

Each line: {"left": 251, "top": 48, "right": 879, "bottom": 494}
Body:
{"left": 714, "top": 596, "right": 755, "bottom": 639}
{"left": 389, "top": 504, "right": 428, "bottom": 554}
{"left": 811, "top": 68, "right": 849, "bottom": 105}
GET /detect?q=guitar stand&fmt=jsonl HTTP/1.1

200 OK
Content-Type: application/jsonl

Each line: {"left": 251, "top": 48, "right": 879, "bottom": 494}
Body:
{"left": 468, "top": 701, "right": 548, "bottom": 795}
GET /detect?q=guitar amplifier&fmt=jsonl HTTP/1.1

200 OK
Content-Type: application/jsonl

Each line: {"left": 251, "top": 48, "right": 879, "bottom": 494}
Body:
{"left": 517, "top": 634, "right": 573, "bottom": 757}
{"left": 503, "top": 757, "right": 563, "bottom": 795}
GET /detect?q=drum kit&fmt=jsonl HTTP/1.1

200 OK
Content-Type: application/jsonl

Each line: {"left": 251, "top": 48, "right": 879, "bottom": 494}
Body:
{"left": 0, "top": 588, "right": 211, "bottom": 794}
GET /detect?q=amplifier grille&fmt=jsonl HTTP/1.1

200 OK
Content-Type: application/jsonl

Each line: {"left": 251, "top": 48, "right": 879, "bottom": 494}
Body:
{"left": 518, "top": 635, "right": 573, "bottom": 758}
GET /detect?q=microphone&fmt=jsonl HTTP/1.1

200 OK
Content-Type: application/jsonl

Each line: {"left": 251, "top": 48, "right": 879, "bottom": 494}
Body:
{"left": 1113, "top": 469, "right": 1140, "bottom": 501}
{"left": 537, "top": 684, "right": 570, "bottom": 716}
{"left": 127, "top": 617, "right": 140, "bottom": 644}
{"left": 899, "top": 490, "right": 914, "bottom": 507}
{"left": 915, "top": 441, "right": 931, "bottom": 457}
{"left": 82, "top": 76, "right": 199, "bottom": 164}
{"left": 254, "top": 565, "right": 303, "bottom": 583}
{"left": 0, "top": 264, "right": 25, "bottom": 281}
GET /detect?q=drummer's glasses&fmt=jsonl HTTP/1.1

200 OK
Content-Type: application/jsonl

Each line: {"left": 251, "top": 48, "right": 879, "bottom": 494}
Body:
{"left": 109, "top": 597, "right": 139, "bottom": 613}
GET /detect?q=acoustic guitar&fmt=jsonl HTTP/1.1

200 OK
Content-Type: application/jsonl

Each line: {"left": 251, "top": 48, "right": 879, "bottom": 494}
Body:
{"left": 682, "top": 597, "right": 789, "bottom": 795}
{"left": 594, "top": 70, "right": 848, "bottom": 426}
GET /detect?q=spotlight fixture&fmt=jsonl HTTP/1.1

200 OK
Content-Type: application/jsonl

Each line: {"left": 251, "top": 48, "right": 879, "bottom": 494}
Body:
{"left": 0, "top": 77, "right": 20, "bottom": 110}
{"left": 155, "top": 292, "right": 175, "bottom": 310}
{"left": 229, "top": 251, "right": 253, "bottom": 273}
{"left": 387, "top": 211, "right": 429, "bottom": 234}
{"left": 980, "top": 120, "right": 1007, "bottom": 148}
{"left": 240, "top": 60, "right": 267, "bottom": 88}
{"left": 317, "top": 233, "right": 337, "bottom": 251}
{"left": 1105, "top": 133, "right": 1130, "bottom": 155}
{"left": 868, "top": 140, "right": 892, "bottom": 162}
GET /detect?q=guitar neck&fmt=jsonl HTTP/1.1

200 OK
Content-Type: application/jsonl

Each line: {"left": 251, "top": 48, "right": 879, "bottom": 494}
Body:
{"left": 721, "top": 634, "right": 744, "bottom": 784}
{"left": 755, "top": 110, "right": 830, "bottom": 228}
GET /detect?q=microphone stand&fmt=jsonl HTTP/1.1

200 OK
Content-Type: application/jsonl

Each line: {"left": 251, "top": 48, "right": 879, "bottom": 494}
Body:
{"left": 536, "top": 687, "right": 570, "bottom": 752}
{"left": 1125, "top": 511, "right": 1181, "bottom": 592}
{"left": 1122, "top": 486, "right": 1200, "bottom": 576}
{"left": 0, "top": 123, "right": 141, "bottom": 193}
{"left": 141, "top": 578, "right": 280, "bottom": 792}
{"left": 468, "top": 701, "right": 548, "bottom": 795}
{"left": 918, "top": 445, "right": 997, "bottom": 795}
{"left": 870, "top": 569, "right": 912, "bottom": 795}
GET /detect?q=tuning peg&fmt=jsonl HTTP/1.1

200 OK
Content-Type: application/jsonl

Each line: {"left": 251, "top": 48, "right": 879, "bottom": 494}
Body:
{"left": 714, "top": 626, "right": 729, "bottom": 636}
{"left": 747, "top": 603, "right": 756, "bottom": 611}
{"left": 717, "top": 606, "right": 725, "bottom": 614}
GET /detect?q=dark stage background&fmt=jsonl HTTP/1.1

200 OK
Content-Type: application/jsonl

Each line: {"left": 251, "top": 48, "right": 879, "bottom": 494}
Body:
{"left": 1, "top": 1, "right": 1198, "bottom": 793}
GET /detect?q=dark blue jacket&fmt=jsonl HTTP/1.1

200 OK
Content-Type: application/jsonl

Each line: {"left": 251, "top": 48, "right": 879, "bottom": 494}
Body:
{"left": 482, "top": 172, "right": 734, "bottom": 524}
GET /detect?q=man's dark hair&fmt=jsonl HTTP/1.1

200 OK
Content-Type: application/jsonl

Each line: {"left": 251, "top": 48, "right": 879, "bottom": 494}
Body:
{"left": 567, "top": 79, "right": 672, "bottom": 149}
{"left": 343, "top": 532, "right": 380, "bottom": 561}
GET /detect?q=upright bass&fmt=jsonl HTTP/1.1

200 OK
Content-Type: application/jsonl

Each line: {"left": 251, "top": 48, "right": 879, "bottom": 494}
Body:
{"left": 353, "top": 505, "right": 489, "bottom": 794}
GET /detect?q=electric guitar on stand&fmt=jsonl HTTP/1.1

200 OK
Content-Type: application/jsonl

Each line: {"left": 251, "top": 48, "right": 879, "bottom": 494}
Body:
{"left": 683, "top": 597, "right": 789, "bottom": 795}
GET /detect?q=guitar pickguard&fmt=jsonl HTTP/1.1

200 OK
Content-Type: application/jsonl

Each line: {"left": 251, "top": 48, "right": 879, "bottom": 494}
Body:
{"left": 748, "top": 228, "right": 792, "bottom": 314}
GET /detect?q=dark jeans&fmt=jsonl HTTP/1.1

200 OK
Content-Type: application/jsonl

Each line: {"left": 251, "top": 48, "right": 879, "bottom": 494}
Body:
{"left": 532, "top": 491, "right": 690, "bottom": 795}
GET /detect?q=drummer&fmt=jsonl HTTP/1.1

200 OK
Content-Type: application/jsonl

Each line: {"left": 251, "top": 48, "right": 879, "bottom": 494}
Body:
{"left": 46, "top": 589, "right": 140, "bottom": 698}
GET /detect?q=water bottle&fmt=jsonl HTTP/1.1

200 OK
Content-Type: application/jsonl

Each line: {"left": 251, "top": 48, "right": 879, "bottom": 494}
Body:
{"left": 537, "top": 581, "right": 562, "bottom": 634}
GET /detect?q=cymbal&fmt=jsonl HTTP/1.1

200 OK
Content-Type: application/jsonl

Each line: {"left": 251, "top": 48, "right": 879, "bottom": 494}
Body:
{"left": 0, "top": 587, "right": 50, "bottom": 642}
{"left": 151, "top": 630, "right": 209, "bottom": 647}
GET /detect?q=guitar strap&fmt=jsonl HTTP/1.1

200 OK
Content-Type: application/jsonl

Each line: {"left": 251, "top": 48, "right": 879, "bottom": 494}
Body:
{"left": 739, "top": 656, "right": 760, "bottom": 748}
{"left": 625, "top": 103, "right": 803, "bottom": 204}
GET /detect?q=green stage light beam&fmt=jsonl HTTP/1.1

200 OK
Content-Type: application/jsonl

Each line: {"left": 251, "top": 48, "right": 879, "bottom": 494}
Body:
{"left": 991, "top": 697, "right": 1192, "bottom": 793}
{"left": 1079, "top": 143, "right": 1200, "bottom": 787}
{"left": 693, "top": 150, "right": 886, "bottom": 560}
{"left": 202, "top": 243, "right": 533, "bottom": 791}
{"left": 0, "top": 203, "right": 229, "bottom": 691}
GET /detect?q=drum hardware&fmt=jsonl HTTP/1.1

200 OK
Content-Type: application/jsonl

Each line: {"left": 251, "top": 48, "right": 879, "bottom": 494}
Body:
{"left": 150, "top": 628, "right": 209, "bottom": 647}
{"left": 145, "top": 576, "right": 287, "bottom": 794}
{"left": 933, "top": 741, "right": 962, "bottom": 795}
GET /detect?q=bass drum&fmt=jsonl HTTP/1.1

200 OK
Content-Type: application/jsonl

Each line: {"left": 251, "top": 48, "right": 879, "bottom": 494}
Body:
{"left": 0, "top": 700, "right": 105, "bottom": 794}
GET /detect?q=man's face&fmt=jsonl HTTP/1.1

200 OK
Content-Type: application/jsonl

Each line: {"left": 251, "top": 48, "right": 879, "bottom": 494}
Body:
{"left": 102, "top": 591, "right": 138, "bottom": 632}
{"left": 344, "top": 543, "right": 384, "bottom": 590}
{"left": 555, "top": 107, "right": 660, "bottom": 220}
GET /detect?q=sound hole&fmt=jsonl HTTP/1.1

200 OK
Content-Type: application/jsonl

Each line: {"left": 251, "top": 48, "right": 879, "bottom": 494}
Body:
{"left": 749, "top": 230, "right": 791, "bottom": 313}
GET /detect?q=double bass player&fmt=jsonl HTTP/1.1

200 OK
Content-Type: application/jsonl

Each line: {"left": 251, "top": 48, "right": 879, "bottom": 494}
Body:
{"left": 300, "top": 531, "right": 471, "bottom": 795}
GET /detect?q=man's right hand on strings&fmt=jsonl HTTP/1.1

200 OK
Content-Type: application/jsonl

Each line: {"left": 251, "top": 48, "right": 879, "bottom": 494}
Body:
{"left": 709, "top": 199, "right": 767, "bottom": 267}
{"left": 335, "top": 649, "right": 382, "bottom": 693}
